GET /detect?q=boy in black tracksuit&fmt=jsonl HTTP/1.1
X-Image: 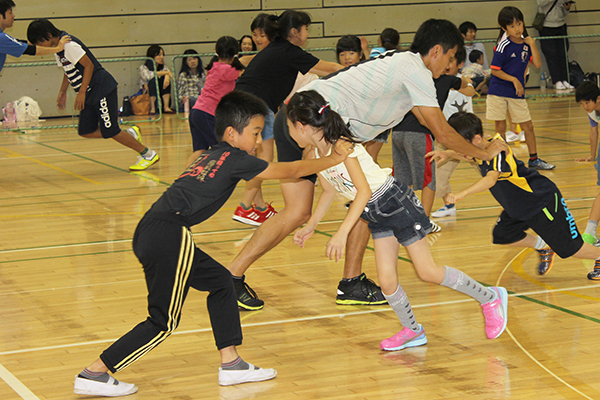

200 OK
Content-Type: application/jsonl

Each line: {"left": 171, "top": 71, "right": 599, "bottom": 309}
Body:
{"left": 72, "top": 90, "right": 353, "bottom": 397}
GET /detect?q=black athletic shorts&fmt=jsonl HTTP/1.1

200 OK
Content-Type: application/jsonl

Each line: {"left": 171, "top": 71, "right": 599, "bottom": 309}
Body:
{"left": 273, "top": 105, "right": 317, "bottom": 183}
{"left": 78, "top": 88, "right": 121, "bottom": 138}
{"left": 492, "top": 191, "right": 584, "bottom": 258}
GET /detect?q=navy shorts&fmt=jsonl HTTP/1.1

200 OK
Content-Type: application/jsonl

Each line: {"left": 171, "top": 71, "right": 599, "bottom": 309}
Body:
{"left": 361, "top": 178, "right": 432, "bottom": 247}
{"left": 189, "top": 108, "right": 217, "bottom": 151}
{"left": 493, "top": 191, "right": 584, "bottom": 258}
{"left": 273, "top": 105, "right": 317, "bottom": 183}
{"left": 79, "top": 88, "right": 121, "bottom": 138}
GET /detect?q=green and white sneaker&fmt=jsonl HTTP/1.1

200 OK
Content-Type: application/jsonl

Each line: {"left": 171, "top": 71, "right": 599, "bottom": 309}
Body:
{"left": 129, "top": 151, "right": 159, "bottom": 171}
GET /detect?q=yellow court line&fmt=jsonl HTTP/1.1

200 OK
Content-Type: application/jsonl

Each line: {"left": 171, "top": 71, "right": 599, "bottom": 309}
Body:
{"left": 0, "top": 146, "right": 100, "bottom": 184}
{"left": 497, "top": 247, "right": 596, "bottom": 399}
{"left": 510, "top": 249, "right": 600, "bottom": 301}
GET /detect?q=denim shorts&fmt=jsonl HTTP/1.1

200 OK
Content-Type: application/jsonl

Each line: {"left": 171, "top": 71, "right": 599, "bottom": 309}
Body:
{"left": 261, "top": 109, "right": 275, "bottom": 141}
{"left": 360, "top": 177, "right": 432, "bottom": 246}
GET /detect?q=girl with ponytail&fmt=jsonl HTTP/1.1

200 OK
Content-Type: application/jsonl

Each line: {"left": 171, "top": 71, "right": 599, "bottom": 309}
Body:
{"left": 288, "top": 89, "right": 509, "bottom": 352}
{"left": 232, "top": 9, "right": 343, "bottom": 228}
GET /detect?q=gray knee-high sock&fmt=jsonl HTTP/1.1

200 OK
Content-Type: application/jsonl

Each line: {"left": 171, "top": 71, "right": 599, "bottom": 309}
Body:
{"left": 441, "top": 266, "right": 496, "bottom": 305}
{"left": 383, "top": 284, "right": 419, "bottom": 332}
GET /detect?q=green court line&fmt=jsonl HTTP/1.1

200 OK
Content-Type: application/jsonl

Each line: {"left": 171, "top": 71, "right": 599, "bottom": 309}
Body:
{"left": 19, "top": 136, "right": 173, "bottom": 186}
{"left": 516, "top": 293, "right": 600, "bottom": 324}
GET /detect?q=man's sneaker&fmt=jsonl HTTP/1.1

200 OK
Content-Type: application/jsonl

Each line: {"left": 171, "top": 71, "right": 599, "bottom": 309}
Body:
{"left": 588, "top": 260, "right": 600, "bottom": 280}
{"left": 505, "top": 130, "right": 519, "bottom": 143}
{"left": 232, "top": 205, "right": 263, "bottom": 227}
{"left": 74, "top": 375, "right": 137, "bottom": 397}
{"left": 254, "top": 203, "right": 277, "bottom": 221}
{"left": 555, "top": 81, "right": 567, "bottom": 90}
{"left": 380, "top": 324, "right": 428, "bottom": 351}
{"left": 481, "top": 287, "right": 508, "bottom": 339}
{"left": 431, "top": 204, "right": 456, "bottom": 218}
{"left": 562, "top": 80, "right": 575, "bottom": 90}
{"left": 129, "top": 152, "right": 159, "bottom": 171}
{"left": 126, "top": 125, "right": 143, "bottom": 144}
{"left": 528, "top": 158, "right": 555, "bottom": 170}
{"left": 336, "top": 273, "right": 386, "bottom": 305}
{"left": 234, "top": 275, "right": 264, "bottom": 311}
{"left": 582, "top": 233, "right": 600, "bottom": 247}
{"left": 218, "top": 363, "right": 277, "bottom": 386}
{"left": 537, "top": 246, "right": 556, "bottom": 275}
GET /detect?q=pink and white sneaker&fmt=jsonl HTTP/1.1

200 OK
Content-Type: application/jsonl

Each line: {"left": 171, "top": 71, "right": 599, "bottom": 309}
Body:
{"left": 481, "top": 287, "right": 508, "bottom": 339}
{"left": 380, "top": 324, "right": 428, "bottom": 351}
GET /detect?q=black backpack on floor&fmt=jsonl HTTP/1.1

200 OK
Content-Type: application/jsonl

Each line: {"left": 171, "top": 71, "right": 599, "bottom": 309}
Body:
{"left": 569, "top": 61, "right": 586, "bottom": 88}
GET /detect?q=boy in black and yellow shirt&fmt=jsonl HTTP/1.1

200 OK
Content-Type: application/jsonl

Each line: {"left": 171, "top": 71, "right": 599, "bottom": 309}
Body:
{"left": 429, "top": 112, "right": 600, "bottom": 280}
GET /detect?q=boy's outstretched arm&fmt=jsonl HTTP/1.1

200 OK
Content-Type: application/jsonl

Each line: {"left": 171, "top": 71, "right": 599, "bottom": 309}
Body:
{"left": 255, "top": 139, "right": 353, "bottom": 180}
{"left": 33, "top": 36, "right": 70, "bottom": 56}
{"left": 447, "top": 170, "right": 500, "bottom": 203}
{"left": 417, "top": 106, "right": 508, "bottom": 161}
{"left": 575, "top": 125, "right": 598, "bottom": 162}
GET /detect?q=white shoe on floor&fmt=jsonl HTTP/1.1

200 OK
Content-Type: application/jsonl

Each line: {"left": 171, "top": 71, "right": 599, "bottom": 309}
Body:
{"left": 431, "top": 205, "right": 456, "bottom": 218}
{"left": 218, "top": 364, "right": 277, "bottom": 386}
{"left": 505, "top": 130, "right": 519, "bottom": 143}
{"left": 562, "top": 81, "right": 575, "bottom": 89}
{"left": 518, "top": 131, "right": 526, "bottom": 142}
{"left": 555, "top": 81, "right": 567, "bottom": 90}
{"left": 74, "top": 375, "right": 138, "bottom": 397}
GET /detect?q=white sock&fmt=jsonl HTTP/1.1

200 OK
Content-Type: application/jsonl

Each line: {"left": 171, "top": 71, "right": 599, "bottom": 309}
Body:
{"left": 534, "top": 236, "right": 547, "bottom": 250}
{"left": 585, "top": 220, "right": 598, "bottom": 237}
{"left": 143, "top": 149, "right": 156, "bottom": 160}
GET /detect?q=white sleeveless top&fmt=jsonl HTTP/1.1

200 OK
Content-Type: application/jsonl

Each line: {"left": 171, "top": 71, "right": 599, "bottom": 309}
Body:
{"left": 316, "top": 143, "right": 392, "bottom": 201}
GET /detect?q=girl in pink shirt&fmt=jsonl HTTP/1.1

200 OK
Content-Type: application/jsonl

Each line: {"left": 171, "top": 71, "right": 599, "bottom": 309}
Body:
{"left": 186, "top": 36, "right": 245, "bottom": 166}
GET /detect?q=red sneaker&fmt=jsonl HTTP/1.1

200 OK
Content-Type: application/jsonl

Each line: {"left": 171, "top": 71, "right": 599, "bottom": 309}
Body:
{"left": 255, "top": 203, "right": 277, "bottom": 221}
{"left": 232, "top": 205, "right": 262, "bottom": 226}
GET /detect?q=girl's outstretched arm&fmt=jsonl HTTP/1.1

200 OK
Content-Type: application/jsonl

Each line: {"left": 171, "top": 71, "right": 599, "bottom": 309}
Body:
{"left": 309, "top": 60, "right": 344, "bottom": 76}
{"left": 293, "top": 173, "right": 337, "bottom": 248}
{"left": 327, "top": 156, "right": 372, "bottom": 262}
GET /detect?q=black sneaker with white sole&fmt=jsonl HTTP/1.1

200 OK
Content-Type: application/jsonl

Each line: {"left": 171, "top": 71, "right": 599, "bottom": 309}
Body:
{"left": 336, "top": 273, "right": 387, "bottom": 305}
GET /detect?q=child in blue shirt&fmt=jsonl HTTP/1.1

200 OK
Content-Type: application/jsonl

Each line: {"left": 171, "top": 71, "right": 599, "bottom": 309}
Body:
{"left": 486, "top": 6, "right": 554, "bottom": 171}
{"left": 0, "top": 0, "right": 68, "bottom": 73}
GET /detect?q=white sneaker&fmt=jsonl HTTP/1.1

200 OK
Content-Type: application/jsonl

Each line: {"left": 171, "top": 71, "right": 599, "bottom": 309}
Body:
{"left": 562, "top": 81, "right": 575, "bottom": 89}
{"left": 518, "top": 131, "right": 526, "bottom": 142}
{"left": 218, "top": 364, "right": 277, "bottom": 386}
{"left": 429, "top": 220, "right": 442, "bottom": 234}
{"left": 74, "top": 375, "right": 138, "bottom": 397}
{"left": 555, "top": 81, "right": 567, "bottom": 90}
{"left": 431, "top": 205, "right": 456, "bottom": 218}
{"left": 505, "top": 130, "right": 519, "bottom": 143}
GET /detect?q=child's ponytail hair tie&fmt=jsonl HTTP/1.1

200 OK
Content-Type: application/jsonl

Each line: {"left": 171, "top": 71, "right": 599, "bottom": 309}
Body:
{"left": 318, "top": 103, "right": 330, "bottom": 115}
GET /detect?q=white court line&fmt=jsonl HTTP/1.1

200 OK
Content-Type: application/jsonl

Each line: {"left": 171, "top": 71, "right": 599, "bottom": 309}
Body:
{"left": 0, "top": 363, "right": 39, "bottom": 400}
{"left": 0, "top": 285, "right": 598, "bottom": 358}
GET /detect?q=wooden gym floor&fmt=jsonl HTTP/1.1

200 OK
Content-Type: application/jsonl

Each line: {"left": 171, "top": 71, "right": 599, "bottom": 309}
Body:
{"left": 1, "top": 94, "right": 600, "bottom": 399}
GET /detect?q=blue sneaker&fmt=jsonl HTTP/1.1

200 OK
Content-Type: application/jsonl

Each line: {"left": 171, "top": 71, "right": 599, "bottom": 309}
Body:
{"left": 528, "top": 158, "right": 555, "bottom": 170}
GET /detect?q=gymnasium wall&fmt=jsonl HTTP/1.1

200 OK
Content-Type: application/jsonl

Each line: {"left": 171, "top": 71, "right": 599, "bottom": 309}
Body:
{"left": 1, "top": 0, "right": 599, "bottom": 118}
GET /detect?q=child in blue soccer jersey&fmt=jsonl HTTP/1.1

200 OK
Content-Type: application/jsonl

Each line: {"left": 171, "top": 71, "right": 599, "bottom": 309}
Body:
{"left": 0, "top": 0, "right": 68, "bottom": 73}
{"left": 27, "top": 19, "right": 159, "bottom": 171}
{"left": 575, "top": 81, "right": 600, "bottom": 248}
{"left": 432, "top": 112, "right": 600, "bottom": 280}
{"left": 486, "top": 6, "right": 554, "bottom": 170}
